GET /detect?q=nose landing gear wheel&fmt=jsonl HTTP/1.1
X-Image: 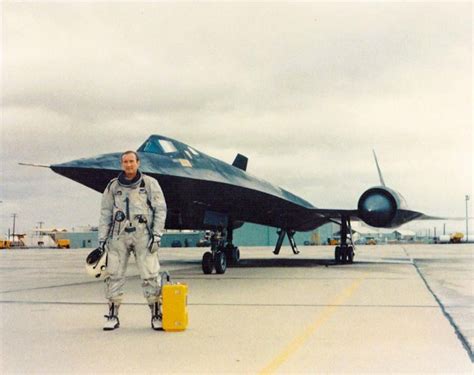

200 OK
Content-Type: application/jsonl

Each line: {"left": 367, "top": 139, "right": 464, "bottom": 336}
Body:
{"left": 347, "top": 246, "right": 354, "bottom": 264}
{"left": 225, "top": 246, "right": 240, "bottom": 266}
{"left": 214, "top": 251, "right": 227, "bottom": 274}
{"left": 201, "top": 227, "right": 236, "bottom": 274}
{"left": 202, "top": 252, "right": 214, "bottom": 274}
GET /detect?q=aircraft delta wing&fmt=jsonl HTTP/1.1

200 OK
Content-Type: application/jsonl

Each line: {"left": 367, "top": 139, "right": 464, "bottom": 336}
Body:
{"left": 43, "top": 134, "right": 429, "bottom": 274}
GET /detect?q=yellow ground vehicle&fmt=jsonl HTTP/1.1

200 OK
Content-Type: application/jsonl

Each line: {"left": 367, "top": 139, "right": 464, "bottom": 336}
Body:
{"left": 450, "top": 232, "right": 464, "bottom": 243}
{"left": 57, "top": 239, "right": 71, "bottom": 249}
{"left": 0, "top": 240, "right": 12, "bottom": 249}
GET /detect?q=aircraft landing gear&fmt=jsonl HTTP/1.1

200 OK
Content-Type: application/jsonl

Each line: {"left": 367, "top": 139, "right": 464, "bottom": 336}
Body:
{"left": 202, "top": 250, "right": 228, "bottom": 274}
{"left": 273, "top": 229, "right": 300, "bottom": 255}
{"left": 335, "top": 216, "right": 355, "bottom": 264}
{"left": 335, "top": 245, "right": 354, "bottom": 264}
{"left": 201, "top": 225, "right": 240, "bottom": 275}
{"left": 202, "top": 252, "right": 214, "bottom": 274}
{"left": 225, "top": 244, "right": 240, "bottom": 265}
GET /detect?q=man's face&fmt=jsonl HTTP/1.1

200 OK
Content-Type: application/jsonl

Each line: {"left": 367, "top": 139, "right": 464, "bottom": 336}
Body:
{"left": 121, "top": 153, "right": 140, "bottom": 178}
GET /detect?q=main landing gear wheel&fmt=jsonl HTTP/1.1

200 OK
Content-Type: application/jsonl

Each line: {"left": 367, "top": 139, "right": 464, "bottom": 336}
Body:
{"left": 334, "top": 215, "right": 356, "bottom": 265}
{"left": 202, "top": 252, "right": 214, "bottom": 274}
{"left": 335, "top": 246, "right": 342, "bottom": 263}
{"left": 335, "top": 245, "right": 355, "bottom": 264}
{"left": 347, "top": 246, "right": 354, "bottom": 264}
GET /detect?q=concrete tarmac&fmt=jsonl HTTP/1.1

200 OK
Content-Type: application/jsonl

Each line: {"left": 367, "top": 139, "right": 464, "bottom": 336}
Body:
{"left": 1, "top": 244, "right": 472, "bottom": 374}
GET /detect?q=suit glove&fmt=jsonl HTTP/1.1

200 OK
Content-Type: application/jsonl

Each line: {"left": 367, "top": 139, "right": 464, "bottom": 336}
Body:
{"left": 148, "top": 235, "right": 161, "bottom": 253}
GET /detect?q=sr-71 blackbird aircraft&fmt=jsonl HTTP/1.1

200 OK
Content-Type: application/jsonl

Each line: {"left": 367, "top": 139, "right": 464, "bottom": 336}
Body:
{"left": 26, "top": 134, "right": 432, "bottom": 274}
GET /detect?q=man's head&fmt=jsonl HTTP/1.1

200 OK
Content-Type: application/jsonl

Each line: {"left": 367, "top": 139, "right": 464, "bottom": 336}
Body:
{"left": 121, "top": 151, "right": 140, "bottom": 179}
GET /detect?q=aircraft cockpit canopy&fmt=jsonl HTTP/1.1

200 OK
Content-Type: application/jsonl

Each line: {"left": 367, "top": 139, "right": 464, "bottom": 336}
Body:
{"left": 137, "top": 136, "right": 201, "bottom": 160}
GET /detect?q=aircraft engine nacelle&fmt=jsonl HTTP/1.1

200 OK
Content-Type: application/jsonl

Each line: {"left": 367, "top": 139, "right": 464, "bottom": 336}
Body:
{"left": 357, "top": 186, "right": 408, "bottom": 228}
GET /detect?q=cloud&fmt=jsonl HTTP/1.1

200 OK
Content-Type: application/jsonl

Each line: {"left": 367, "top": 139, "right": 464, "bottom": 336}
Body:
{"left": 1, "top": 2, "right": 472, "bottom": 235}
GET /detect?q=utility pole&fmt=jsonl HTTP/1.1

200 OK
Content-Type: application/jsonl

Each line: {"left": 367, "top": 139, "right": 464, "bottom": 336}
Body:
{"left": 37, "top": 221, "right": 44, "bottom": 230}
{"left": 466, "top": 195, "right": 470, "bottom": 243}
{"left": 11, "top": 214, "right": 17, "bottom": 242}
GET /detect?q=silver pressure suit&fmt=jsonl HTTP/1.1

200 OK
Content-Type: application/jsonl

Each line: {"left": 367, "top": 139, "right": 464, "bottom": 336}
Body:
{"left": 99, "top": 171, "right": 167, "bottom": 304}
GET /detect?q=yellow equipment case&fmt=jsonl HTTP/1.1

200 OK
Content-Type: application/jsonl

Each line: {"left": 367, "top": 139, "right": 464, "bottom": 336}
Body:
{"left": 161, "top": 272, "right": 188, "bottom": 332}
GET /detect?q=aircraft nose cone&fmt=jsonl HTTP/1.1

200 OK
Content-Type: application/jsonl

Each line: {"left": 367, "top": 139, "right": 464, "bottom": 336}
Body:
{"left": 50, "top": 153, "right": 122, "bottom": 193}
{"left": 51, "top": 153, "right": 121, "bottom": 171}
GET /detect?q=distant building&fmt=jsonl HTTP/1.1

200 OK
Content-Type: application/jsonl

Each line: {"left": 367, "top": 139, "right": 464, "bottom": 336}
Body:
{"left": 348, "top": 222, "right": 418, "bottom": 244}
{"left": 55, "top": 231, "right": 99, "bottom": 249}
{"left": 54, "top": 229, "right": 202, "bottom": 249}
{"left": 160, "top": 230, "right": 201, "bottom": 247}
{"left": 393, "top": 229, "right": 416, "bottom": 242}
{"left": 233, "top": 222, "right": 336, "bottom": 246}
{"left": 50, "top": 222, "right": 337, "bottom": 249}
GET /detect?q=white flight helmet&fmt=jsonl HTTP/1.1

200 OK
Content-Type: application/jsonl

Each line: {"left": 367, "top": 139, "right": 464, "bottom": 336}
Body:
{"left": 85, "top": 247, "right": 108, "bottom": 279}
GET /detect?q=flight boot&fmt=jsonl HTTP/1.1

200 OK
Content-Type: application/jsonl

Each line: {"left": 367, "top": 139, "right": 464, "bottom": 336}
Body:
{"left": 103, "top": 302, "right": 120, "bottom": 331}
{"left": 149, "top": 302, "right": 163, "bottom": 331}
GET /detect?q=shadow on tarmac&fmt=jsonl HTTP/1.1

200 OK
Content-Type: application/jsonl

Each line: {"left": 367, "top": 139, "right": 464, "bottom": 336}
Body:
{"left": 162, "top": 258, "right": 399, "bottom": 270}
{"left": 234, "top": 258, "right": 381, "bottom": 268}
{"left": 236, "top": 258, "right": 335, "bottom": 268}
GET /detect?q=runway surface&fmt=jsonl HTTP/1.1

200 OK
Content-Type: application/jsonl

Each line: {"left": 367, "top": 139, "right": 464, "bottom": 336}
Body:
{"left": 1, "top": 244, "right": 472, "bottom": 374}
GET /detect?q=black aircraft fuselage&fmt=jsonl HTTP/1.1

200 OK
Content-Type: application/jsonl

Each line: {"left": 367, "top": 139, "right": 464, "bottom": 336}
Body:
{"left": 51, "top": 135, "right": 331, "bottom": 232}
{"left": 51, "top": 134, "right": 423, "bottom": 233}
{"left": 48, "top": 134, "right": 427, "bottom": 272}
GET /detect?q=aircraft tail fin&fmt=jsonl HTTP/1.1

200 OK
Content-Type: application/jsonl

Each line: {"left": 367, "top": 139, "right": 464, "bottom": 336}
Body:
{"left": 372, "top": 150, "right": 386, "bottom": 187}
{"left": 232, "top": 154, "right": 248, "bottom": 171}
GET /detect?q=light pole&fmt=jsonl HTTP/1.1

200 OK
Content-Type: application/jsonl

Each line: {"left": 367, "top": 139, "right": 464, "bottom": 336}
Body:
{"left": 466, "top": 195, "right": 470, "bottom": 243}
{"left": 11, "top": 213, "right": 17, "bottom": 242}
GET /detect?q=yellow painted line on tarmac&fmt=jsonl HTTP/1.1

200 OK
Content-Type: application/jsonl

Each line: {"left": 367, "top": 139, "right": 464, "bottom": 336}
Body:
{"left": 259, "top": 275, "right": 366, "bottom": 375}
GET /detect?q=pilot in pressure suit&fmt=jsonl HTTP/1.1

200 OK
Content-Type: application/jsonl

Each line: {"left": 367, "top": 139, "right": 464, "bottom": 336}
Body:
{"left": 98, "top": 150, "right": 167, "bottom": 331}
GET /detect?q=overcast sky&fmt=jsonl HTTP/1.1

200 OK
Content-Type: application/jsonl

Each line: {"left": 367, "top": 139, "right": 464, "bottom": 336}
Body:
{"left": 1, "top": 2, "right": 472, "bottom": 237}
